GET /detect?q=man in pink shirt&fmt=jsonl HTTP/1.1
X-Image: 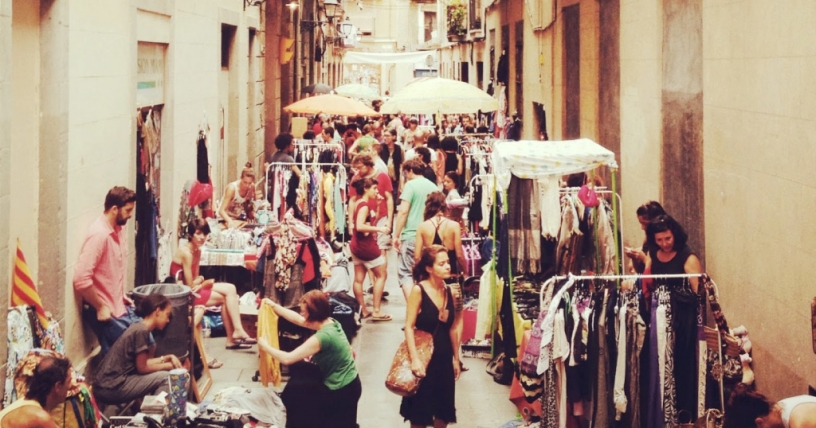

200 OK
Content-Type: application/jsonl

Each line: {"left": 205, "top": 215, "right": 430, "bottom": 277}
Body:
{"left": 73, "top": 186, "right": 140, "bottom": 355}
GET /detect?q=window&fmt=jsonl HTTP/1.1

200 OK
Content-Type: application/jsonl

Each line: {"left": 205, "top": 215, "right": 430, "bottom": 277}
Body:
{"left": 460, "top": 62, "right": 469, "bottom": 83}
{"left": 424, "top": 12, "right": 437, "bottom": 43}
{"left": 469, "top": 0, "right": 482, "bottom": 30}
{"left": 221, "top": 24, "right": 236, "bottom": 69}
{"left": 476, "top": 61, "right": 484, "bottom": 89}
{"left": 515, "top": 21, "right": 523, "bottom": 116}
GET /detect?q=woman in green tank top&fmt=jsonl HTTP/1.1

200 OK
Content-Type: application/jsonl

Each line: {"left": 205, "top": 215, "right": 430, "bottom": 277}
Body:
{"left": 259, "top": 291, "right": 361, "bottom": 428}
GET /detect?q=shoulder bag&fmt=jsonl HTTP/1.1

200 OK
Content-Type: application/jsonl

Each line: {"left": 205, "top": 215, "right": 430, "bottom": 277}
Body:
{"left": 385, "top": 286, "right": 447, "bottom": 396}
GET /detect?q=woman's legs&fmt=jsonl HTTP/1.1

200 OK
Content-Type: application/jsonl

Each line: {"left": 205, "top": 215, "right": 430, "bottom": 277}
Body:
{"left": 206, "top": 282, "right": 250, "bottom": 343}
{"left": 370, "top": 264, "right": 389, "bottom": 317}
{"left": 432, "top": 419, "right": 449, "bottom": 428}
{"left": 352, "top": 263, "right": 371, "bottom": 318}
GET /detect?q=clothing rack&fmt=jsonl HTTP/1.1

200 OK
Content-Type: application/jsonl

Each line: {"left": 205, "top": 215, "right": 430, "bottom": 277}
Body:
{"left": 560, "top": 188, "right": 626, "bottom": 271}
{"left": 264, "top": 158, "right": 347, "bottom": 240}
{"left": 533, "top": 271, "right": 727, "bottom": 415}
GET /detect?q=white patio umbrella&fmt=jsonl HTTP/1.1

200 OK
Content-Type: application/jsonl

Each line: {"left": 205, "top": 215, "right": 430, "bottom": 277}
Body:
{"left": 335, "top": 83, "right": 381, "bottom": 100}
{"left": 380, "top": 77, "right": 498, "bottom": 114}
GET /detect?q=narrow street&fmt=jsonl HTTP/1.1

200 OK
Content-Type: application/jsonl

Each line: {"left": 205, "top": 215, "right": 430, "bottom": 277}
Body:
{"left": 204, "top": 250, "right": 520, "bottom": 427}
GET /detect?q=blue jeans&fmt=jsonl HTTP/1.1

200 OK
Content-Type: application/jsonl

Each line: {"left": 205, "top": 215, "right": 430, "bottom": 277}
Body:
{"left": 82, "top": 305, "right": 151, "bottom": 355}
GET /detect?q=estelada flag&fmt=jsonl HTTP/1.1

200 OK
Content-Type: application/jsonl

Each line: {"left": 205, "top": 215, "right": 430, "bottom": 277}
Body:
{"left": 11, "top": 240, "right": 49, "bottom": 328}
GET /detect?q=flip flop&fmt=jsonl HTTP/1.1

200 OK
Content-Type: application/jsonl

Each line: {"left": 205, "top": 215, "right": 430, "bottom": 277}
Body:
{"left": 361, "top": 312, "right": 373, "bottom": 320}
{"left": 370, "top": 313, "right": 392, "bottom": 322}
{"left": 235, "top": 337, "right": 258, "bottom": 345}
{"left": 208, "top": 358, "right": 224, "bottom": 369}
{"left": 225, "top": 343, "right": 253, "bottom": 350}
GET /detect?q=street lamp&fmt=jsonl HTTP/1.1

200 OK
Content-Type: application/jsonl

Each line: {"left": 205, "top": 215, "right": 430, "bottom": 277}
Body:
{"left": 286, "top": 0, "right": 299, "bottom": 11}
{"left": 324, "top": 0, "right": 342, "bottom": 22}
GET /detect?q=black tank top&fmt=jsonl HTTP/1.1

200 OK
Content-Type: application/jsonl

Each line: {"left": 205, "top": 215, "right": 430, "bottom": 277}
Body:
{"left": 649, "top": 244, "right": 693, "bottom": 290}
{"left": 443, "top": 151, "right": 459, "bottom": 174}
{"left": 432, "top": 219, "right": 459, "bottom": 275}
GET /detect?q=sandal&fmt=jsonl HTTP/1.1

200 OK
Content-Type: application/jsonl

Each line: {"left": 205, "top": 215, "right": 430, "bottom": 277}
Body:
{"left": 225, "top": 342, "right": 253, "bottom": 350}
{"left": 370, "top": 313, "right": 393, "bottom": 322}
{"left": 361, "top": 312, "right": 373, "bottom": 320}
{"left": 208, "top": 358, "right": 224, "bottom": 369}
{"left": 235, "top": 337, "right": 258, "bottom": 345}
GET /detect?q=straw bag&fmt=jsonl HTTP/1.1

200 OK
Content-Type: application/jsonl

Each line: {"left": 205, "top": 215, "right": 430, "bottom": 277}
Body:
{"left": 385, "top": 330, "right": 434, "bottom": 397}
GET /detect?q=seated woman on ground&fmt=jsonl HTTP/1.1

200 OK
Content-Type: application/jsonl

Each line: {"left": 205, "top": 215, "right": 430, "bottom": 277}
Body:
{"left": 169, "top": 218, "right": 257, "bottom": 350}
{"left": 258, "top": 291, "right": 361, "bottom": 428}
{"left": 93, "top": 294, "right": 182, "bottom": 405}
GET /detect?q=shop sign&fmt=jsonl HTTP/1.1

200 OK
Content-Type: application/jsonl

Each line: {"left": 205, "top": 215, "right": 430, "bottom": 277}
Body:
{"left": 137, "top": 43, "right": 166, "bottom": 107}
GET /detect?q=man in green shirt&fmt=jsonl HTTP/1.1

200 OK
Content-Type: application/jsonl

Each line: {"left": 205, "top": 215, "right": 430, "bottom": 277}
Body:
{"left": 393, "top": 158, "right": 439, "bottom": 298}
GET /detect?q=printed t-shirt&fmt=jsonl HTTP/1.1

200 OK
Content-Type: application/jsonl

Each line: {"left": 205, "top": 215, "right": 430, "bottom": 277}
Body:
{"left": 312, "top": 320, "right": 358, "bottom": 390}
{"left": 95, "top": 322, "right": 152, "bottom": 390}
{"left": 399, "top": 176, "right": 438, "bottom": 241}
{"left": 350, "top": 202, "right": 381, "bottom": 261}
{"left": 349, "top": 172, "right": 392, "bottom": 221}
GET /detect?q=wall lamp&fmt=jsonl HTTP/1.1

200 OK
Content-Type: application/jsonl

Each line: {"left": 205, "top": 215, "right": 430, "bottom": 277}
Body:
{"left": 244, "top": 0, "right": 267, "bottom": 10}
{"left": 299, "top": 0, "right": 343, "bottom": 32}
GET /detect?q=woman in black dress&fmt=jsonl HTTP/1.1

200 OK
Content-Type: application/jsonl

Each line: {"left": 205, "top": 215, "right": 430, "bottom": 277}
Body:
{"left": 401, "top": 245, "right": 459, "bottom": 427}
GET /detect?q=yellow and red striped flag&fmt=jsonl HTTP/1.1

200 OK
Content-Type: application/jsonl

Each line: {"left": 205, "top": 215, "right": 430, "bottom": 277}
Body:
{"left": 11, "top": 240, "right": 49, "bottom": 328}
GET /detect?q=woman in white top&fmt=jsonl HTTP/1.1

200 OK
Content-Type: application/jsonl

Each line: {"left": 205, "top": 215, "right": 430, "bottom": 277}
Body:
{"left": 218, "top": 163, "right": 257, "bottom": 228}
{"left": 725, "top": 383, "right": 816, "bottom": 428}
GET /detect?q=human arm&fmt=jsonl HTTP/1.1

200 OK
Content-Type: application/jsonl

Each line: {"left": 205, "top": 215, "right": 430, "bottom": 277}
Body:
{"left": 450, "top": 308, "right": 462, "bottom": 381}
{"left": 262, "top": 298, "right": 308, "bottom": 327}
{"left": 178, "top": 248, "right": 214, "bottom": 292}
{"left": 457, "top": 154, "right": 464, "bottom": 176}
{"left": 392, "top": 199, "right": 410, "bottom": 251}
{"left": 684, "top": 254, "right": 702, "bottom": 293}
{"left": 385, "top": 190, "right": 394, "bottom": 229}
{"left": 135, "top": 351, "right": 182, "bottom": 374}
{"left": 258, "top": 335, "right": 321, "bottom": 366}
{"left": 218, "top": 183, "right": 238, "bottom": 228}
{"left": 404, "top": 285, "right": 426, "bottom": 377}
{"left": 73, "top": 234, "right": 113, "bottom": 321}
{"left": 453, "top": 222, "right": 467, "bottom": 278}
{"left": 413, "top": 224, "right": 426, "bottom": 263}
{"left": 356, "top": 204, "right": 387, "bottom": 234}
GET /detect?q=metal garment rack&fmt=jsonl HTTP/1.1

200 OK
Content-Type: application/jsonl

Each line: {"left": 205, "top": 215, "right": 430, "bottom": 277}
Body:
{"left": 537, "top": 271, "right": 725, "bottom": 413}
{"left": 264, "top": 141, "right": 347, "bottom": 239}
{"left": 560, "top": 187, "right": 626, "bottom": 271}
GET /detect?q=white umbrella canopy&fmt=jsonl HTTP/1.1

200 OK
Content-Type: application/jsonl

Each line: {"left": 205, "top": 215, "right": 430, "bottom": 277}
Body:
{"left": 335, "top": 83, "right": 381, "bottom": 100}
{"left": 380, "top": 77, "right": 498, "bottom": 114}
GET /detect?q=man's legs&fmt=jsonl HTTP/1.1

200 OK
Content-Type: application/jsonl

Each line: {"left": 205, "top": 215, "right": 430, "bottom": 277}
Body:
{"left": 369, "top": 216, "right": 392, "bottom": 297}
{"left": 83, "top": 305, "right": 142, "bottom": 355}
{"left": 398, "top": 237, "right": 416, "bottom": 299}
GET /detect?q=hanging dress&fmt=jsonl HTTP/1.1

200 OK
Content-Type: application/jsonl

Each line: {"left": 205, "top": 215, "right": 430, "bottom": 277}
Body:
{"left": 400, "top": 285, "right": 456, "bottom": 425}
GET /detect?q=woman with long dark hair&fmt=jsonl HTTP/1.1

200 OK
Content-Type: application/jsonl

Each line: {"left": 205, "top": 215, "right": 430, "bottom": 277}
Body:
{"left": 401, "top": 245, "right": 459, "bottom": 428}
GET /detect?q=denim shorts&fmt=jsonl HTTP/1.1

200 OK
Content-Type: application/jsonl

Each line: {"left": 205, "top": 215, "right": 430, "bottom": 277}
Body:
{"left": 397, "top": 237, "right": 416, "bottom": 286}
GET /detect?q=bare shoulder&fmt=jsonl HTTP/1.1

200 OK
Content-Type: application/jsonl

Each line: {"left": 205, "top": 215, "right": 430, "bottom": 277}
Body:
{"left": 3, "top": 405, "right": 55, "bottom": 428}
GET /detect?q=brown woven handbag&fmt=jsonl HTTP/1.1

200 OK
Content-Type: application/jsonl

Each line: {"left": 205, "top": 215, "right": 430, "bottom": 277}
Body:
{"left": 385, "top": 329, "right": 435, "bottom": 397}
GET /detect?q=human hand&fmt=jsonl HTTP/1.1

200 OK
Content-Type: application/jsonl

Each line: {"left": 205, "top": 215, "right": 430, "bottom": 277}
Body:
{"left": 453, "top": 358, "right": 461, "bottom": 380}
{"left": 262, "top": 298, "right": 277, "bottom": 310}
{"left": 379, "top": 226, "right": 390, "bottom": 234}
{"left": 411, "top": 359, "right": 426, "bottom": 378}
{"left": 393, "top": 238, "right": 401, "bottom": 251}
{"left": 97, "top": 306, "right": 112, "bottom": 322}
{"left": 168, "top": 355, "right": 182, "bottom": 369}
{"left": 201, "top": 279, "right": 215, "bottom": 289}
{"left": 124, "top": 295, "right": 134, "bottom": 306}
{"left": 258, "top": 337, "right": 272, "bottom": 352}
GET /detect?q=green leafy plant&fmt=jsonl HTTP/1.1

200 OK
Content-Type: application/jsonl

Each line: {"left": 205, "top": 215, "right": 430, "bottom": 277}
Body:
{"left": 447, "top": 4, "right": 467, "bottom": 36}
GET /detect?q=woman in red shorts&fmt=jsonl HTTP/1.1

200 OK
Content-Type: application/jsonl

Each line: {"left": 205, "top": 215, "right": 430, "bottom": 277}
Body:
{"left": 169, "top": 218, "right": 256, "bottom": 350}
